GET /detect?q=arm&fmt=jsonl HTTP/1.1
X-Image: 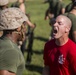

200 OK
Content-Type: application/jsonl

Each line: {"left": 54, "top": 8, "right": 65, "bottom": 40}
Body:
{"left": 43, "top": 43, "right": 50, "bottom": 75}
{"left": 26, "top": 20, "right": 35, "bottom": 28}
{"left": 0, "top": 70, "right": 16, "bottom": 75}
{"left": 42, "top": 66, "right": 50, "bottom": 75}
{"left": 44, "top": 8, "right": 49, "bottom": 20}
{"left": 61, "top": 8, "right": 65, "bottom": 14}
{"left": 25, "top": 14, "right": 35, "bottom": 28}
{"left": 61, "top": 2, "right": 65, "bottom": 14}
{"left": 19, "top": 3, "right": 26, "bottom": 14}
{"left": 44, "top": 8, "right": 52, "bottom": 20}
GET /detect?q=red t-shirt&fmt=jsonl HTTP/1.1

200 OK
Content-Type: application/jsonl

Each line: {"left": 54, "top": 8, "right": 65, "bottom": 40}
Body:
{"left": 43, "top": 39, "right": 76, "bottom": 75}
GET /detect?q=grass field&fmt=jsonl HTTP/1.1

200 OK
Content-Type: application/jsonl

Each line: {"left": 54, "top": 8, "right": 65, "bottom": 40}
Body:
{"left": 10, "top": 0, "right": 71, "bottom": 75}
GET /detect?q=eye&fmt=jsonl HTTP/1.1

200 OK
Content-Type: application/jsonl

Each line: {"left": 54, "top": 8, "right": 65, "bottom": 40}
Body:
{"left": 58, "top": 22, "right": 63, "bottom": 25}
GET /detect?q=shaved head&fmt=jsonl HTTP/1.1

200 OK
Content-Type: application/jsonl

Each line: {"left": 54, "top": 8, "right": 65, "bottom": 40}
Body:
{"left": 56, "top": 15, "right": 72, "bottom": 30}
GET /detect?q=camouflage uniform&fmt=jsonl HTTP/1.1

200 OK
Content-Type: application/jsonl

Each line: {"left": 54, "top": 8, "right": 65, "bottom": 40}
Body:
{"left": 65, "top": 0, "right": 75, "bottom": 12}
{"left": 0, "top": 7, "right": 27, "bottom": 75}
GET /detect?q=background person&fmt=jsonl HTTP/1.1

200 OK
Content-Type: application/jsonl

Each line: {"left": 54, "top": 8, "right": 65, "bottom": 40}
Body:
{"left": 44, "top": 0, "right": 58, "bottom": 20}
{"left": 63, "top": 1, "right": 76, "bottom": 43}
{"left": 44, "top": 0, "right": 65, "bottom": 20}
{"left": 42, "top": 15, "right": 76, "bottom": 75}
{"left": 0, "top": 7, "right": 28, "bottom": 75}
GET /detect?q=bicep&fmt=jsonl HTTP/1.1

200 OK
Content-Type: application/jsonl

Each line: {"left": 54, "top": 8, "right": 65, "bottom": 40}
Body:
{"left": 0, "top": 70, "right": 16, "bottom": 75}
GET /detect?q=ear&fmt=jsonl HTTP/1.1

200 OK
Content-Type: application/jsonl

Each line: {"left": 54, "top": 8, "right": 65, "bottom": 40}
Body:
{"left": 65, "top": 27, "right": 70, "bottom": 33}
{"left": 16, "top": 27, "right": 21, "bottom": 32}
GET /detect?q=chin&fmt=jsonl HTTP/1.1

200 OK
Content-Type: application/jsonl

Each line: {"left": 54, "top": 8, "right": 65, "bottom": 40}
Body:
{"left": 53, "top": 36, "right": 59, "bottom": 39}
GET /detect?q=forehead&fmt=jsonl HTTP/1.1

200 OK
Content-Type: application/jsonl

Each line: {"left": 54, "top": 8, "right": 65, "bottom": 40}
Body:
{"left": 56, "top": 16, "right": 65, "bottom": 23}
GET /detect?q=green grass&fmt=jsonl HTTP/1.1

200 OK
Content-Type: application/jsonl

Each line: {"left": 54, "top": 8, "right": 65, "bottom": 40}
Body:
{"left": 10, "top": 0, "right": 71, "bottom": 75}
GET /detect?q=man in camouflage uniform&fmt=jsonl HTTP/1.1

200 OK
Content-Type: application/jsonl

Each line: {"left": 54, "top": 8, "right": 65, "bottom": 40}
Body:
{"left": 63, "top": 1, "right": 76, "bottom": 43}
{"left": 44, "top": 0, "right": 65, "bottom": 20}
{"left": 0, "top": 7, "right": 27, "bottom": 75}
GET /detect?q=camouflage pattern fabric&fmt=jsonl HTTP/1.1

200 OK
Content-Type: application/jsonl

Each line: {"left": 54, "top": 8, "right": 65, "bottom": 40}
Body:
{"left": 0, "top": 0, "right": 8, "bottom": 6}
{"left": 0, "top": 7, "right": 28, "bottom": 30}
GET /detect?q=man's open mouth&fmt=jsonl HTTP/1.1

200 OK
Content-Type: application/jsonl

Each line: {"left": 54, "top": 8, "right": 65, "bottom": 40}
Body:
{"left": 53, "top": 29, "right": 57, "bottom": 34}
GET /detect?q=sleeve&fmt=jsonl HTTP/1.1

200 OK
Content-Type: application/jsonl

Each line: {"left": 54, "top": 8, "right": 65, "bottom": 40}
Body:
{"left": 43, "top": 43, "right": 49, "bottom": 66}
{"left": 0, "top": 49, "right": 20, "bottom": 73}
{"left": 65, "top": 3, "right": 71, "bottom": 12}
{"left": 68, "top": 45, "right": 76, "bottom": 74}
{"left": 71, "top": 16, "right": 76, "bottom": 31}
{"left": 25, "top": 15, "right": 29, "bottom": 21}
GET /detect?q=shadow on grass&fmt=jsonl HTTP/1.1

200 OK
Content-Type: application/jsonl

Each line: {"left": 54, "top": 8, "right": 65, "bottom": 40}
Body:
{"left": 34, "top": 36, "right": 48, "bottom": 42}
{"left": 25, "top": 49, "right": 43, "bottom": 55}
{"left": 33, "top": 50, "right": 43, "bottom": 54}
{"left": 25, "top": 64, "right": 43, "bottom": 74}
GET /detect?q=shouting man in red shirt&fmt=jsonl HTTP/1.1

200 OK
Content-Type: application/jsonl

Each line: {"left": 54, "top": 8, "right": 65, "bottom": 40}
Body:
{"left": 42, "top": 15, "right": 76, "bottom": 75}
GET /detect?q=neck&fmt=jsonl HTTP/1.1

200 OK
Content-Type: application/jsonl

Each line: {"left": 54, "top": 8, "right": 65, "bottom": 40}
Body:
{"left": 55, "top": 36, "right": 69, "bottom": 46}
